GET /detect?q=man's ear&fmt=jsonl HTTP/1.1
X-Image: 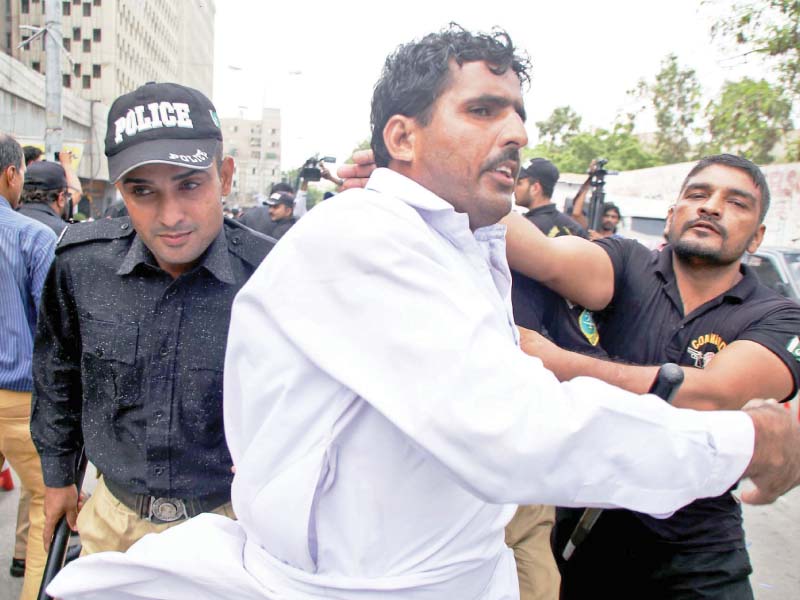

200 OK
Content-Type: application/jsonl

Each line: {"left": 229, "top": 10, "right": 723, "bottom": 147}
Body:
{"left": 382, "top": 115, "right": 416, "bottom": 164}
{"left": 747, "top": 223, "right": 766, "bottom": 254}
{"left": 219, "top": 156, "right": 235, "bottom": 197}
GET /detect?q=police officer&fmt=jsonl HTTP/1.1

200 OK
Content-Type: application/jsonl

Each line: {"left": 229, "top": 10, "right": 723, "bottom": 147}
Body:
{"left": 264, "top": 191, "right": 297, "bottom": 240}
{"left": 31, "top": 82, "right": 274, "bottom": 555}
{"left": 17, "top": 161, "right": 71, "bottom": 236}
{"left": 508, "top": 154, "right": 800, "bottom": 599}
{"left": 514, "top": 158, "right": 587, "bottom": 239}
{"left": 507, "top": 158, "right": 597, "bottom": 600}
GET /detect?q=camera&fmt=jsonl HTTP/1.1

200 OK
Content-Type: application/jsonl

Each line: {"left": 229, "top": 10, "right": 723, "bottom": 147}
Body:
{"left": 299, "top": 155, "right": 336, "bottom": 182}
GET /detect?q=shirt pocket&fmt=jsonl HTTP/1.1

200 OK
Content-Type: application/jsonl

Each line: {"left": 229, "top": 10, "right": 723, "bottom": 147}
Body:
{"left": 178, "top": 351, "right": 225, "bottom": 449}
{"left": 79, "top": 317, "right": 139, "bottom": 408}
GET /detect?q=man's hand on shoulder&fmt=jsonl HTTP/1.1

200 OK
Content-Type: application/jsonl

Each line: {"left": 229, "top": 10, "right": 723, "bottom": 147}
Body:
{"left": 43, "top": 484, "right": 79, "bottom": 551}
{"left": 337, "top": 149, "right": 376, "bottom": 189}
{"left": 741, "top": 399, "right": 800, "bottom": 505}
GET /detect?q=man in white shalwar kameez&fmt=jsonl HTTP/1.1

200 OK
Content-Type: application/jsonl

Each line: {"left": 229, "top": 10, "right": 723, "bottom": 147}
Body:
{"left": 47, "top": 25, "right": 800, "bottom": 600}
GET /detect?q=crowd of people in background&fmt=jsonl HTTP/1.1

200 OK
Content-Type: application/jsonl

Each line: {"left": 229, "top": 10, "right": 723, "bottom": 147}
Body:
{"left": 2, "top": 23, "right": 800, "bottom": 600}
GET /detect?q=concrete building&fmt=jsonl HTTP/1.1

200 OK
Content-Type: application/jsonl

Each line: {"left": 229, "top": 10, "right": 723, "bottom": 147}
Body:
{"left": 0, "top": 48, "right": 113, "bottom": 215}
{"left": 8, "top": 0, "right": 215, "bottom": 106}
{"left": 222, "top": 108, "right": 282, "bottom": 207}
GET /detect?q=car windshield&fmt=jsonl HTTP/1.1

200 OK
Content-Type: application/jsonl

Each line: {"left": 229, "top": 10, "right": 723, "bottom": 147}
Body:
{"left": 785, "top": 252, "right": 800, "bottom": 284}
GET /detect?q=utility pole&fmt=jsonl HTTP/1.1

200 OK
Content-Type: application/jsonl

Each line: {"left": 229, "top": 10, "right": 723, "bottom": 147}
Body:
{"left": 44, "top": 0, "right": 63, "bottom": 160}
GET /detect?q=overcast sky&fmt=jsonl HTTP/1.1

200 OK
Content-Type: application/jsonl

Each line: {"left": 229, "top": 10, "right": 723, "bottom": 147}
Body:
{"left": 212, "top": 0, "right": 760, "bottom": 170}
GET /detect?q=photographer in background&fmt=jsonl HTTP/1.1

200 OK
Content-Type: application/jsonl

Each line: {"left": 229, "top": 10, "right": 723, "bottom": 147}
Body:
{"left": 17, "top": 161, "right": 71, "bottom": 236}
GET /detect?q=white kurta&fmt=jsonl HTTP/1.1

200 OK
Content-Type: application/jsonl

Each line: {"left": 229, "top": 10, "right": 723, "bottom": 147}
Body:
{"left": 49, "top": 168, "right": 754, "bottom": 600}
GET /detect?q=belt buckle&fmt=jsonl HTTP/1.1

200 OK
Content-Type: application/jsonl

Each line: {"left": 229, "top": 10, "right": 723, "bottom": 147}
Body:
{"left": 148, "top": 497, "right": 188, "bottom": 523}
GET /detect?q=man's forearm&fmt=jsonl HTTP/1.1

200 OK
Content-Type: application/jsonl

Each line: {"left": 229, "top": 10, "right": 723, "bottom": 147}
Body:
{"left": 542, "top": 349, "right": 737, "bottom": 411}
{"left": 504, "top": 211, "right": 613, "bottom": 310}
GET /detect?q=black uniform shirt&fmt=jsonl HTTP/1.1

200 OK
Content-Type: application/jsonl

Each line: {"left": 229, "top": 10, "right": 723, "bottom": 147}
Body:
{"left": 512, "top": 204, "right": 603, "bottom": 355}
{"left": 31, "top": 217, "right": 273, "bottom": 498}
{"left": 525, "top": 204, "right": 588, "bottom": 239}
{"left": 595, "top": 237, "right": 800, "bottom": 550}
{"left": 269, "top": 216, "right": 297, "bottom": 240}
{"left": 17, "top": 201, "right": 67, "bottom": 236}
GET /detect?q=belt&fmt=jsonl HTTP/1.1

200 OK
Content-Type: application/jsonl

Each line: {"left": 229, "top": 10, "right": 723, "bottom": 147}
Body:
{"left": 104, "top": 477, "right": 230, "bottom": 524}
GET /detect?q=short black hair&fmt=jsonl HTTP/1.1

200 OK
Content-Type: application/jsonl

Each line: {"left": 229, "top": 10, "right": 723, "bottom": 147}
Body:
{"left": 602, "top": 202, "right": 621, "bottom": 218}
{"left": 23, "top": 145, "right": 43, "bottom": 166}
{"left": 0, "top": 134, "right": 23, "bottom": 172}
{"left": 370, "top": 23, "right": 531, "bottom": 168}
{"left": 680, "top": 154, "right": 770, "bottom": 222}
{"left": 21, "top": 188, "right": 62, "bottom": 205}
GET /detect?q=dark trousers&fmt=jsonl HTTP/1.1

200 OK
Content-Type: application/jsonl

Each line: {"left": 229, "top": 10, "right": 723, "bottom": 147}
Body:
{"left": 553, "top": 508, "right": 753, "bottom": 600}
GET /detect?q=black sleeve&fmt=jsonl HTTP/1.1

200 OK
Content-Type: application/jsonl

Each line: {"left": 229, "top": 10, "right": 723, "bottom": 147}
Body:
{"left": 594, "top": 237, "right": 638, "bottom": 305}
{"left": 30, "top": 255, "right": 84, "bottom": 487}
{"left": 738, "top": 300, "right": 800, "bottom": 401}
{"left": 511, "top": 271, "right": 550, "bottom": 332}
{"left": 544, "top": 299, "right": 608, "bottom": 358}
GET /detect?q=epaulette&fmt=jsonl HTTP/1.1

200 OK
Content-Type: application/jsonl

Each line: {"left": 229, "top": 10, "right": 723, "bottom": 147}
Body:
{"left": 56, "top": 217, "right": 135, "bottom": 253}
{"left": 224, "top": 217, "right": 275, "bottom": 267}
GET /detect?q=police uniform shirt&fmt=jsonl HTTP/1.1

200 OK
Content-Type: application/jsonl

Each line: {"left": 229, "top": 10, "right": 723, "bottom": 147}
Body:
{"left": 590, "top": 237, "right": 800, "bottom": 551}
{"left": 269, "top": 216, "right": 297, "bottom": 240}
{"left": 31, "top": 217, "right": 273, "bottom": 499}
{"left": 17, "top": 201, "right": 67, "bottom": 236}
{"left": 511, "top": 204, "right": 603, "bottom": 355}
{"left": 525, "top": 204, "right": 589, "bottom": 240}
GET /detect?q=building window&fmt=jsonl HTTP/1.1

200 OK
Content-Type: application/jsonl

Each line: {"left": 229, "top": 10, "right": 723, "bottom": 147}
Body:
{"left": 72, "top": 27, "right": 81, "bottom": 41}
{"left": 73, "top": 0, "right": 80, "bottom": 5}
{"left": 63, "top": 74, "right": 71, "bottom": 87}
{"left": 32, "top": 61, "right": 40, "bottom": 72}
{"left": 21, "top": 0, "right": 29, "bottom": 14}
{"left": 82, "top": 39, "right": 91, "bottom": 52}
{"left": 63, "top": 38, "right": 71, "bottom": 51}
{"left": 82, "top": 75, "right": 90, "bottom": 89}
{"left": 83, "top": 2, "right": 91, "bottom": 16}
{"left": 93, "top": 0, "right": 101, "bottom": 5}
{"left": 93, "top": 28, "right": 101, "bottom": 42}
{"left": 251, "top": 151, "right": 261, "bottom": 159}
{"left": 73, "top": 63, "right": 81, "bottom": 76}
{"left": 63, "top": 1, "right": 71, "bottom": 15}
{"left": 92, "top": 64, "right": 101, "bottom": 78}
{"left": 251, "top": 168, "right": 256, "bottom": 175}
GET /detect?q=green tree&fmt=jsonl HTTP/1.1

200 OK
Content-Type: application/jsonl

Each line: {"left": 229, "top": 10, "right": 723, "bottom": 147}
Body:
{"left": 712, "top": 0, "right": 800, "bottom": 100}
{"left": 633, "top": 54, "right": 701, "bottom": 163}
{"left": 526, "top": 120, "right": 658, "bottom": 173}
{"left": 705, "top": 77, "right": 793, "bottom": 163}
{"left": 535, "top": 106, "right": 582, "bottom": 146}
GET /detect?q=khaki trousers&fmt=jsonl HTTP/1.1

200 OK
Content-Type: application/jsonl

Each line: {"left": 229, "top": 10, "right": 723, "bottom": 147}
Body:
{"left": 0, "top": 389, "right": 46, "bottom": 600}
{"left": 77, "top": 475, "right": 235, "bottom": 555}
{"left": 505, "top": 504, "right": 560, "bottom": 600}
{"left": 15, "top": 486, "right": 32, "bottom": 558}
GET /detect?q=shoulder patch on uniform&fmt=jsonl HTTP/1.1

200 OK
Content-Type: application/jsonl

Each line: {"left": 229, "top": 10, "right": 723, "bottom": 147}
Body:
{"left": 224, "top": 218, "right": 275, "bottom": 266}
{"left": 56, "top": 217, "right": 135, "bottom": 253}
{"left": 578, "top": 309, "right": 600, "bottom": 346}
{"left": 787, "top": 336, "right": 800, "bottom": 363}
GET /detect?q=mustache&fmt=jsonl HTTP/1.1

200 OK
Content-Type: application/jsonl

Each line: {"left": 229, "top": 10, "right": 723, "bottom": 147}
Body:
{"left": 682, "top": 216, "right": 727, "bottom": 239}
{"left": 481, "top": 147, "right": 521, "bottom": 176}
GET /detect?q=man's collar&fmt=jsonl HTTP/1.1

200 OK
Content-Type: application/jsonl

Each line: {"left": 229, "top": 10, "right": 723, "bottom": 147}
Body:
{"left": 526, "top": 203, "right": 556, "bottom": 216}
{"left": 657, "top": 244, "right": 757, "bottom": 302}
{"left": 365, "top": 168, "right": 507, "bottom": 237}
{"left": 20, "top": 202, "right": 60, "bottom": 218}
{"left": 117, "top": 226, "right": 236, "bottom": 284}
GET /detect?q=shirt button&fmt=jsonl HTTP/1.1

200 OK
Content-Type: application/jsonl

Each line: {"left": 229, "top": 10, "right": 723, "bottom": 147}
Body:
{"left": 121, "top": 223, "right": 129, "bottom": 230}
{"left": 154, "top": 466, "right": 164, "bottom": 476}
{"left": 95, "top": 347, "right": 104, "bottom": 357}
{"left": 154, "top": 410, "right": 163, "bottom": 419}
{"left": 232, "top": 236, "right": 241, "bottom": 245}
{"left": 160, "top": 346, "right": 169, "bottom": 356}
